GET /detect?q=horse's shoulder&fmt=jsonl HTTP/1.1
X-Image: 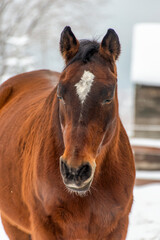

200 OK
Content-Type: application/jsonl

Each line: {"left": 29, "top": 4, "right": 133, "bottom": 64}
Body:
{"left": 22, "top": 69, "right": 60, "bottom": 86}
{"left": 7, "top": 69, "right": 59, "bottom": 89}
{"left": 0, "top": 70, "right": 60, "bottom": 108}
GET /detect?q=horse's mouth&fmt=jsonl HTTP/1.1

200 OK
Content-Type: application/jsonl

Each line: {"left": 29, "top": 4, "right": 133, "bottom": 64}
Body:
{"left": 65, "top": 179, "right": 92, "bottom": 196}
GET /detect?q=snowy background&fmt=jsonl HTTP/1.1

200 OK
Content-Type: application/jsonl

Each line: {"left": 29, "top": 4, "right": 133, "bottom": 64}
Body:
{"left": 127, "top": 183, "right": 160, "bottom": 240}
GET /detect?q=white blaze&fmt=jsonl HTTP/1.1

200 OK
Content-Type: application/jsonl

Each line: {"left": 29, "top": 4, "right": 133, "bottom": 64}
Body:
{"left": 75, "top": 70, "right": 95, "bottom": 104}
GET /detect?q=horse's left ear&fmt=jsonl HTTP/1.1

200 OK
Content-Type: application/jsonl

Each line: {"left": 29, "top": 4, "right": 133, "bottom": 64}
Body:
{"left": 60, "top": 26, "right": 79, "bottom": 63}
{"left": 100, "top": 29, "right": 121, "bottom": 60}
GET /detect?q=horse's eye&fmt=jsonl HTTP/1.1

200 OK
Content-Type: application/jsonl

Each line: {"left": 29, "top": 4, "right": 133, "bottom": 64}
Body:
{"left": 57, "top": 95, "right": 63, "bottom": 100}
{"left": 102, "top": 99, "right": 112, "bottom": 105}
{"left": 57, "top": 95, "right": 65, "bottom": 104}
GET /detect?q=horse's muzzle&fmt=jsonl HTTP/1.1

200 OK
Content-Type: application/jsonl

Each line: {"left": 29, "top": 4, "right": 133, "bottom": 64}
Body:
{"left": 60, "top": 157, "right": 94, "bottom": 194}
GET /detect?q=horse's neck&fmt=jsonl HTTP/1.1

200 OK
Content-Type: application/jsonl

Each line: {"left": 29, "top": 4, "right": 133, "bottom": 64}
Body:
{"left": 43, "top": 89, "right": 64, "bottom": 157}
{"left": 27, "top": 90, "right": 64, "bottom": 200}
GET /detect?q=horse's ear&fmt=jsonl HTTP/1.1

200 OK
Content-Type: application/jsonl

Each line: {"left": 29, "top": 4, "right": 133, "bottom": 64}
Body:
{"left": 60, "top": 26, "right": 79, "bottom": 63}
{"left": 100, "top": 29, "right": 120, "bottom": 60}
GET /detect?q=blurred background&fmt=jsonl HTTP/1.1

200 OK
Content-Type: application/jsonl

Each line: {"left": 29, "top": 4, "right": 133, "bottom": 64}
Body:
{"left": 0, "top": 0, "right": 160, "bottom": 239}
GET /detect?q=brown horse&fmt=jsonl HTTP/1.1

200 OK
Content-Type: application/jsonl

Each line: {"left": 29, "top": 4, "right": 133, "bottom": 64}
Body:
{"left": 0, "top": 26, "right": 135, "bottom": 240}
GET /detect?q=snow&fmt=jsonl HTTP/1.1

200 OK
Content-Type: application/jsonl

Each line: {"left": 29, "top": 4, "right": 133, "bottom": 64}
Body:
{"left": 4, "top": 57, "right": 19, "bottom": 66}
{"left": 131, "top": 23, "right": 160, "bottom": 86}
{"left": 7, "top": 36, "right": 29, "bottom": 46}
{"left": 130, "top": 138, "right": 160, "bottom": 148}
{"left": 127, "top": 184, "right": 160, "bottom": 240}
{"left": 5, "top": 57, "right": 35, "bottom": 67}
{"left": 136, "top": 171, "right": 160, "bottom": 180}
{"left": 0, "top": 183, "right": 160, "bottom": 239}
{"left": 0, "top": 217, "right": 8, "bottom": 240}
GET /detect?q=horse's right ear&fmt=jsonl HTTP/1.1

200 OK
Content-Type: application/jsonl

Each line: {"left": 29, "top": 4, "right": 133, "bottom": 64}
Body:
{"left": 60, "top": 26, "right": 79, "bottom": 63}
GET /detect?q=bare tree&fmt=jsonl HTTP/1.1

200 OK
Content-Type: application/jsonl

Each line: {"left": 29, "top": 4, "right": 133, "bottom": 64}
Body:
{"left": 0, "top": 0, "right": 55, "bottom": 83}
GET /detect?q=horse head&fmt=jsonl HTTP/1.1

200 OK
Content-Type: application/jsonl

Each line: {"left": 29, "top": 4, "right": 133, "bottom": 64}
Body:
{"left": 58, "top": 26, "right": 121, "bottom": 195}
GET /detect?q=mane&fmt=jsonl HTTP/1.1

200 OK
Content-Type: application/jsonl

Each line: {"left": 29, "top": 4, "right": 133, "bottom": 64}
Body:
{"left": 66, "top": 40, "right": 99, "bottom": 67}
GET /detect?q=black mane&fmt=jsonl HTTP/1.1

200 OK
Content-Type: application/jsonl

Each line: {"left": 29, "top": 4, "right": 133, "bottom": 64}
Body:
{"left": 66, "top": 40, "right": 99, "bottom": 67}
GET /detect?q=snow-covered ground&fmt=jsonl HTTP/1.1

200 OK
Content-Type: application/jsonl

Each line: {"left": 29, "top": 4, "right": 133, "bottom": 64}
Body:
{"left": 0, "top": 183, "right": 160, "bottom": 240}
{"left": 127, "top": 183, "right": 160, "bottom": 240}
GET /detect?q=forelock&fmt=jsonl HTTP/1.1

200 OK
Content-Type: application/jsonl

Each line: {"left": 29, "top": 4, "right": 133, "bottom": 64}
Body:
{"left": 66, "top": 40, "right": 99, "bottom": 67}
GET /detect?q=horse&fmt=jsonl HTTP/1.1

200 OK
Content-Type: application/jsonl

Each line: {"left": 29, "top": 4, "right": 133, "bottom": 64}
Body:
{"left": 0, "top": 26, "right": 135, "bottom": 240}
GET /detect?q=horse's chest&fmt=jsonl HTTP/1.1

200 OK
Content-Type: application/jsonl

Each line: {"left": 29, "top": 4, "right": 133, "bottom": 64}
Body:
{"left": 52, "top": 204, "right": 112, "bottom": 240}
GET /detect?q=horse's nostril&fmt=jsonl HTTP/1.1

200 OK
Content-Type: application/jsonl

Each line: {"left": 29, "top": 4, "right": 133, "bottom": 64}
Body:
{"left": 60, "top": 158, "right": 69, "bottom": 178}
{"left": 78, "top": 163, "right": 92, "bottom": 181}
